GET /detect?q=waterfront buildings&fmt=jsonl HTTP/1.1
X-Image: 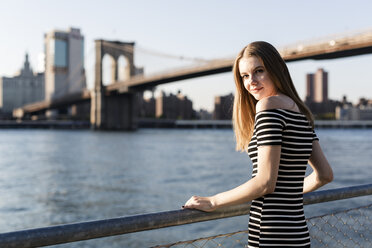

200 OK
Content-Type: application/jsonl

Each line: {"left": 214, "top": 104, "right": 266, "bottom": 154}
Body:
{"left": 44, "top": 27, "right": 86, "bottom": 101}
{"left": 305, "top": 68, "right": 338, "bottom": 117}
{"left": 138, "top": 94, "right": 156, "bottom": 118}
{"left": 0, "top": 54, "right": 44, "bottom": 117}
{"left": 155, "top": 91, "right": 193, "bottom": 119}
{"left": 213, "top": 93, "right": 233, "bottom": 120}
{"left": 198, "top": 109, "right": 213, "bottom": 120}
{"left": 336, "top": 105, "right": 372, "bottom": 120}
{"left": 138, "top": 91, "right": 214, "bottom": 120}
{"left": 336, "top": 97, "right": 372, "bottom": 120}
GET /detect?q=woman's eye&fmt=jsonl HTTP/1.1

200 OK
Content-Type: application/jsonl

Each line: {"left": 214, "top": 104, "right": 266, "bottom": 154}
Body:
{"left": 256, "top": 69, "right": 264, "bottom": 73}
{"left": 241, "top": 75, "right": 248, "bottom": 79}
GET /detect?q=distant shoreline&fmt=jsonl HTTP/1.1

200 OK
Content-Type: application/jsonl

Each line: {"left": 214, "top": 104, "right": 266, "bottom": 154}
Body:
{"left": 0, "top": 120, "right": 90, "bottom": 129}
{"left": 140, "top": 119, "right": 372, "bottom": 129}
{"left": 1, "top": 119, "right": 372, "bottom": 129}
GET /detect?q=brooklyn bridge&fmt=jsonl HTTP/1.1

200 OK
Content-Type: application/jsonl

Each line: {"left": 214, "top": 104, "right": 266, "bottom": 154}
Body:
{"left": 14, "top": 30, "right": 372, "bottom": 130}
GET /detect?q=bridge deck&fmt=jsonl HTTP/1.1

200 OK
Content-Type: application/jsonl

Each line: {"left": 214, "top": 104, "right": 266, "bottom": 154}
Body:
{"left": 107, "top": 30, "right": 372, "bottom": 92}
{"left": 16, "top": 30, "right": 372, "bottom": 114}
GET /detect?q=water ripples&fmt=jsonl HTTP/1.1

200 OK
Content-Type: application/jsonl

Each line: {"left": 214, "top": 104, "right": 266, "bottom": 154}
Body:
{"left": 0, "top": 128, "right": 371, "bottom": 247}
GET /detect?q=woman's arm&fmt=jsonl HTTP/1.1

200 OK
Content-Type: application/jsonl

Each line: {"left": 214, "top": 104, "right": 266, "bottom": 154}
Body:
{"left": 183, "top": 145, "right": 281, "bottom": 212}
{"left": 303, "top": 140, "right": 333, "bottom": 194}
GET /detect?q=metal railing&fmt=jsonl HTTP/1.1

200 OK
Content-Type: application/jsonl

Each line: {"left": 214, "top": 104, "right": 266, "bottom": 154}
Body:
{"left": 152, "top": 203, "right": 372, "bottom": 248}
{"left": 0, "top": 184, "right": 371, "bottom": 248}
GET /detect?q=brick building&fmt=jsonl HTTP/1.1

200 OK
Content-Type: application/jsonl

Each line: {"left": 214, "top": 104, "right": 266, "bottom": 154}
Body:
{"left": 156, "top": 91, "right": 193, "bottom": 119}
{"left": 213, "top": 93, "right": 233, "bottom": 120}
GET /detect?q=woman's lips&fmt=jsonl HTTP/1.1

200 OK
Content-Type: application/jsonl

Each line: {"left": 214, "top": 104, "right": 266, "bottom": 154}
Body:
{"left": 250, "top": 87, "right": 263, "bottom": 93}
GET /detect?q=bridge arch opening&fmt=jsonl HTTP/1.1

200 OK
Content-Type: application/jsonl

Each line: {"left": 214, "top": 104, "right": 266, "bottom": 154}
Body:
{"left": 102, "top": 53, "right": 115, "bottom": 86}
{"left": 118, "top": 55, "right": 130, "bottom": 81}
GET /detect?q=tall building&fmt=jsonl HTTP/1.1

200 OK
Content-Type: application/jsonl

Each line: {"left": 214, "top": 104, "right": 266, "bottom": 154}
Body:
{"left": 304, "top": 68, "right": 335, "bottom": 118}
{"left": 0, "top": 53, "right": 44, "bottom": 116}
{"left": 213, "top": 93, "right": 233, "bottom": 120}
{"left": 314, "top": 68, "right": 328, "bottom": 103}
{"left": 306, "top": 68, "right": 328, "bottom": 103}
{"left": 156, "top": 91, "right": 193, "bottom": 119}
{"left": 44, "top": 27, "right": 85, "bottom": 101}
{"left": 305, "top": 74, "right": 314, "bottom": 103}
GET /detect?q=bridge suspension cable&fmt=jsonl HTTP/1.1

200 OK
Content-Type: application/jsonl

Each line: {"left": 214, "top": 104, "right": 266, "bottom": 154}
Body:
{"left": 136, "top": 45, "right": 211, "bottom": 63}
{"left": 101, "top": 41, "right": 211, "bottom": 63}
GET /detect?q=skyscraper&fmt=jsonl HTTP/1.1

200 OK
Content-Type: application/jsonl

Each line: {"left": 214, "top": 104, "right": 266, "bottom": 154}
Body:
{"left": 44, "top": 27, "right": 85, "bottom": 101}
{"left": 314, "top": 68, "right": 328, "bottom": 103}
{"left": 306, "top": 68, "right": 328, "bottom": 103}
{"left": 305, "top": 74, "right": 314, "bottom": 103}
{"left": 305, "top": 68, "right": 336, "bottom": 118}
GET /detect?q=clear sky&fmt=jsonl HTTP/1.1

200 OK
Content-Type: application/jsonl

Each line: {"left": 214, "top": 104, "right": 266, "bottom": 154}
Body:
{"left": 1, "top": 0, "right": 372, "bottom": 111}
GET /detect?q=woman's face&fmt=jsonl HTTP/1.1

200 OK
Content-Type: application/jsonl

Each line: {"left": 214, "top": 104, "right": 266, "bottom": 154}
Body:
{"left": 239, "top": 56, "right": 278, "bottom": 101}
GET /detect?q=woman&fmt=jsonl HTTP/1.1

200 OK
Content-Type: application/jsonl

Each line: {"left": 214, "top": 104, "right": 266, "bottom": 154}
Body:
{"left": 183, "top": 41, "right": 333, "bottom": 247}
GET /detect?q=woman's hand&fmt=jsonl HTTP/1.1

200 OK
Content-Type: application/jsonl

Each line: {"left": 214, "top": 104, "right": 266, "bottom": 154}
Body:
{"left": 183, "top": 195, "right": 217, "bottom": 212}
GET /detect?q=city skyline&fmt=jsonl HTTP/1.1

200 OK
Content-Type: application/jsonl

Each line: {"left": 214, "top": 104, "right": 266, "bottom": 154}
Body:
{"left": 4, "top": 47, "right": 368, "bottom": 113}
{"left": 1, "top": 1, "right": 372, "bottom": 111}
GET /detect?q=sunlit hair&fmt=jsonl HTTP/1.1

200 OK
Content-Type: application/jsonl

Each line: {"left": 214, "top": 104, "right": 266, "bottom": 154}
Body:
{"left": 232, "top": 41, "right": 315, "bottom": 152}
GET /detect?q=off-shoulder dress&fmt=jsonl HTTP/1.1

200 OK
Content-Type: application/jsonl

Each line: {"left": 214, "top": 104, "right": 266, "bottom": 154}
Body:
{"left": 247, "top": 109, "right": 318, "bottom": 247}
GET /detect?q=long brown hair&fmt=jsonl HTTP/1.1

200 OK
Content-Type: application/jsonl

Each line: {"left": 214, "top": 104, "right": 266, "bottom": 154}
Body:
{"left": 233, "top": 41, "right": 315, "bottom": 152}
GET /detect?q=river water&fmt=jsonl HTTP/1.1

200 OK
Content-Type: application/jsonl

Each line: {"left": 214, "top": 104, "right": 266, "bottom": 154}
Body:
{"left": 0, "top": 128, "right": 371, "bottom": 247}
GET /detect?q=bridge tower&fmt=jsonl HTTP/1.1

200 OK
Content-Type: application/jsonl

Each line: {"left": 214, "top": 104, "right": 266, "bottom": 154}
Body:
{"left": 91, "top": 40, "right": 137, "bottom": 130}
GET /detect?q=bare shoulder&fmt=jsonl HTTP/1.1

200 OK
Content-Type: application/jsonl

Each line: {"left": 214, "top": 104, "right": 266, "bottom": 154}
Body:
{"left": 256, "top": 95, "right": 285, "bottom": 112}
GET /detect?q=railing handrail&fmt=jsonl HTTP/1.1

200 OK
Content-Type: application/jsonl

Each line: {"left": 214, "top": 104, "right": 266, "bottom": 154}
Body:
{"left": 0, "top": 183, "right": 371, "bottom": 248}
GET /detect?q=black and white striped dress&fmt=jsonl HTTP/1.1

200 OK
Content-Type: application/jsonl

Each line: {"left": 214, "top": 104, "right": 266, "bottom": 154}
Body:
{"left": 247, "top": 109, "right": 318, "bottom": 247}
